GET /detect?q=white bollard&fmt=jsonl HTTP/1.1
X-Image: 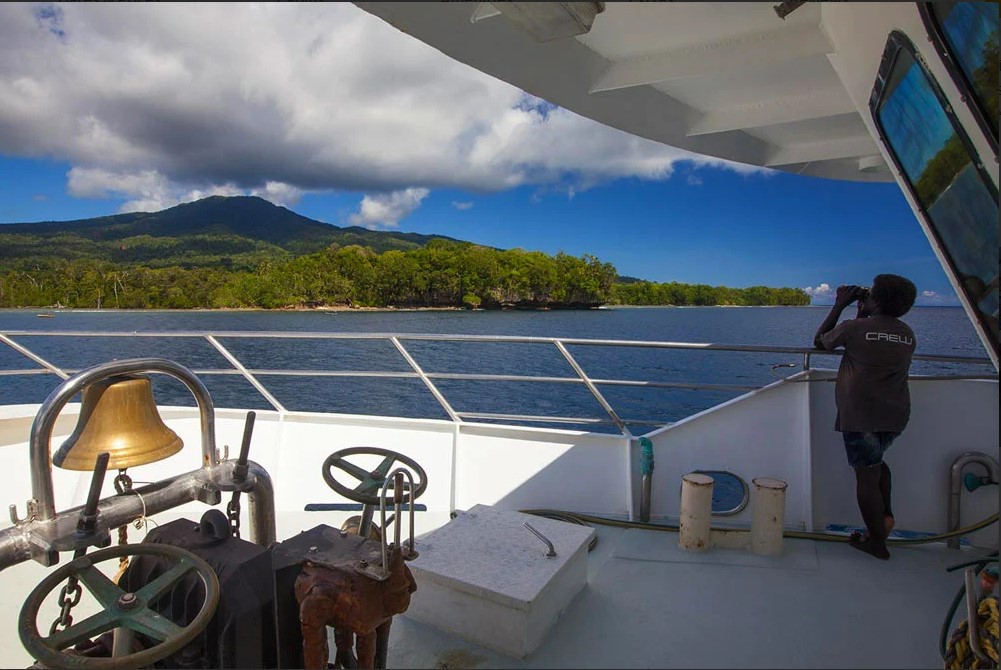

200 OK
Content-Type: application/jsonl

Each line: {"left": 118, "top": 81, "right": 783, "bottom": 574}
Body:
{"left": 679, "top": 473, "right": 714, "bottom": 551}
{"left": 750, "top": 477, "right": 788, "bottom": 556}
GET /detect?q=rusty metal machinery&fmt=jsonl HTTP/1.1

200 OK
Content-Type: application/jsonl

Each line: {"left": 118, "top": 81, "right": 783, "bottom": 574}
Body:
{"left": 274, "top": 451, "right": 427, "bottom": 669}
{"left": 285, "top": 525, "right": 417, "bottom": 670}
{"left": 1, "top": 358, "right": 275, "bottom": 668}
{"left": 5, "top": 360, "right": 438, "bottom": 669}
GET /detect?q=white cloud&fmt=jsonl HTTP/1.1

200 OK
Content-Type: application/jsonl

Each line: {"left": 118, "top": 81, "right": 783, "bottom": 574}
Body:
{"left": 251, "top": 182, "right": 304, "bottom": 208}
{"left": 916, "top": 290, "right": 959, "bottom": 306}
{"left": 67, "top": 167, "right": 245, "bottom": 212}
{"left": 348, "top": 188, "right": 430, "bottom": 229}
{"left": 452, "top": 201, "right": 473, "bottom": 211}
{"left": 804, "top": 285, "right": 959, "bottom": 306}
{"left": 0, "top": 3, "right": 773, "bottom": 226}
{"left": 803, "top": 283, "right": 832, "bottom": 298}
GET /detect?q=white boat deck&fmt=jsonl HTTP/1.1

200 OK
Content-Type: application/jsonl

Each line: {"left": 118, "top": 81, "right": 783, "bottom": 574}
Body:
{"left": 386, "top": 521, "right": 981, "bottom": 669}
{"left": 0, "top": 335, "right": 994, "bottom": 668}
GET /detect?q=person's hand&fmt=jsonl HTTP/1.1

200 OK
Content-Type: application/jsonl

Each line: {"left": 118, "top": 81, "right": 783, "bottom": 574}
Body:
{"left": 834, "top": 284, "right": 863, "bottom": 307}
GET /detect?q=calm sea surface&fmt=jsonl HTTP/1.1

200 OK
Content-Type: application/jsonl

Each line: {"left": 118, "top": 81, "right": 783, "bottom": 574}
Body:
{"left": 0, "top": 306, "right": 992, "bottom": 433}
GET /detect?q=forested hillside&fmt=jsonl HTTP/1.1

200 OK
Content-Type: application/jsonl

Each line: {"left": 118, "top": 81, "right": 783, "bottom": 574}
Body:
{"left": 0, "top": 195, "right": 463, "bottom": 269}
{"left": 0, "top": 196, "right": 810, "bottom": 309}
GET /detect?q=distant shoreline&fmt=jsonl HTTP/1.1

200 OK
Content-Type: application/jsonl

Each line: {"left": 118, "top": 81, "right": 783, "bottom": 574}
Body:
{"left": 5, "top": 303, "right": 960, "bottom": 314}
{"left": 12, "top": 304, "right": 807, "bottom": 313}
{"left": 9, "top": 305, "right": 467, "bottom": 314}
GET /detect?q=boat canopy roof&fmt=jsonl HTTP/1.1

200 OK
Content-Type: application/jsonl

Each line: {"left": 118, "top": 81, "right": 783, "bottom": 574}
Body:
{"left": 354, "top": 2, "right": 903, "bottom": 183}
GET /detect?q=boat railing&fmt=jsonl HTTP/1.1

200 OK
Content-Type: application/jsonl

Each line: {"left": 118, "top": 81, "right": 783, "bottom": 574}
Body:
{"left": 0, "top": 330, "right": 996, "bottom": 437}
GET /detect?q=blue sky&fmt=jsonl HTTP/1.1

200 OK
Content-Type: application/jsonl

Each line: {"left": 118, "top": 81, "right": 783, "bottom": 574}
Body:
{"left": 0, "top": 3, "right": 959, "bottom": 305}
{"left": 1, "top": 153, "right": 953, "bottom": 303}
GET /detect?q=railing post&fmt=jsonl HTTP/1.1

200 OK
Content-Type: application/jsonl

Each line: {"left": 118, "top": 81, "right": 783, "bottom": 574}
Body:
{"left": 391, "top": 337, "right": 462, "bottom": 423}
{"left": 206, "top": 335, "right": 287, "bottom": 413}
{"left": 554, "top": 340, "right": 630, "bottom": 436}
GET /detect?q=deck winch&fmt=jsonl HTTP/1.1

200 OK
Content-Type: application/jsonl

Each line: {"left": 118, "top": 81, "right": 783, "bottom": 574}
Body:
{"left": 4, "top": 358, "right": 428, "bottom": 670}
{"left": 274, "top": 455, "right": 426, "bottom": 669}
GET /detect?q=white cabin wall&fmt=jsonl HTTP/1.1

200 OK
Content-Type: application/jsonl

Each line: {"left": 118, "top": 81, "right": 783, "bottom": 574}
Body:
{"left": 268, "top": 412, "right": 457, "bottom": 538}
{"left": 453, "top": 423, "right": 628, "bottom": 516}
{"left": 809, "top": 373, "right": 999, "bottom": 547}
{"left": 640, "top": 376, "right": 813, "bottom": 530}
{"left": 1, "top": 370, "right": 994, "bottom": 555}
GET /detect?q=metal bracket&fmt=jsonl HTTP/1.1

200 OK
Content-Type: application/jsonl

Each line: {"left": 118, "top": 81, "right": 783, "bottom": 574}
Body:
{"left": 9, "top": 500, "right": 37, "bottom": 526}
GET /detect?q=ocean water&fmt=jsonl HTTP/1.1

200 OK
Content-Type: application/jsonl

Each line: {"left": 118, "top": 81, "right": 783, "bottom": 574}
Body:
{"left": 0, "top": 306, "right": 992, "bottom": 433}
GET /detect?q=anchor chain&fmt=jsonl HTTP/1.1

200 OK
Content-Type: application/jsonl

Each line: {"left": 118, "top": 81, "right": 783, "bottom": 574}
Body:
{"left": 113, "top": 470, "right": 134, "bottom": 581}
{"left": 226, "top": 493, "right": 241, "bottom": 539}
{"left": 225, "top": 410, "right": 257, "bottom": 541}
{"left": 51, "top": 451, "right": 111, "bottom": 635}
{"left": 48, "top": 577, "right": 83, "bottom": 635}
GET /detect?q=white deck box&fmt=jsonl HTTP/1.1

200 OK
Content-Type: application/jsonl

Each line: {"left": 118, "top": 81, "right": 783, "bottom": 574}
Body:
{"left": 403, "top": 504, "right": 596, "bottom": 658}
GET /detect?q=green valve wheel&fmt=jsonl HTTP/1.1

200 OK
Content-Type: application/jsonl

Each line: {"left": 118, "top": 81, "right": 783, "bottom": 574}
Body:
{"left": 19, "top": 543, "right": 220, "bottom": 670}
{"left": 322, "top": 446, "right": 427, "bottom": 506}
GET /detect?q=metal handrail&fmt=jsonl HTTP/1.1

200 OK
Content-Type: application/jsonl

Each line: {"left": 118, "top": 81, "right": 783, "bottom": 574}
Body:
{"left": 1, "top": 330, "right": 996, "bottom": 436}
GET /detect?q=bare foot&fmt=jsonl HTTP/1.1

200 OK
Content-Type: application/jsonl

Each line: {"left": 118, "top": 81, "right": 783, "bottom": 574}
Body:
{"left": 849, "top": 534, "right": 890, "bottom": 560}
{"left": 850, "top": 516, "right": 895, "bottom": 544}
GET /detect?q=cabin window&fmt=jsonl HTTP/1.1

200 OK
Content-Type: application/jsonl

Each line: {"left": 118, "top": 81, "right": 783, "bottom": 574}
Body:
{"left": 691, "top": 470, "right": 749, "bottom": 516}
{"left": 919, "top": 2, "right": 999, "bottom": 151}
{"left": 870, "top": 31, "right": 999, "bottom": 357}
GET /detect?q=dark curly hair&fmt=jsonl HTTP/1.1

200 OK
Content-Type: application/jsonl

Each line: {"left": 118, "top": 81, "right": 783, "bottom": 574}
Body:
{"left": 872, "top": 274, "right": 916, "bottom": 317}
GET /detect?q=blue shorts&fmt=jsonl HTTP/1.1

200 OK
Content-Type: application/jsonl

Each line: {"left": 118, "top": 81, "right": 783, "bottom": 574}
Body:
{"left": 842, "top": 431, "right": 899, "bottom": 468}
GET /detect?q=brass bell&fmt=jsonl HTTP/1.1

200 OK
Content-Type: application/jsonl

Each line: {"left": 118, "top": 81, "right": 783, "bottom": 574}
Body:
{"left": 52, "top": 374, "right": 183, "bottom": 471}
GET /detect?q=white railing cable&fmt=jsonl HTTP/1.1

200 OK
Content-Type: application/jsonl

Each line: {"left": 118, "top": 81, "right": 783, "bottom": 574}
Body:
{"left": 454, "top": 411, "right": 607, "bottom": 424}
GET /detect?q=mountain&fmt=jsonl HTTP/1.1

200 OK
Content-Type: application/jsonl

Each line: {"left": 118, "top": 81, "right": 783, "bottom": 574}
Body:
{"left": 0, "top": 196, "right": 468, "bottom": 269}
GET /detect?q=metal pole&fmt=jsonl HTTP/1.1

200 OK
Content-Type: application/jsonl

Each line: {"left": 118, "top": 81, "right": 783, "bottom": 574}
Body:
{"left": 948, "top": 452, "right": 1000, "bottom": 549}
{"left": 0, "top": 458, "right": 275, "bottom": 570}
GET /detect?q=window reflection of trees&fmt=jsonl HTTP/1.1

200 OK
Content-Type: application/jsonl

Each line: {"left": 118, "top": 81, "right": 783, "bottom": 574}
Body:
{"left": 875, "top": 34, "right": 999, "bottom": 351}
{"left": 932, "top": 2, "right": 999, "bottom": 139}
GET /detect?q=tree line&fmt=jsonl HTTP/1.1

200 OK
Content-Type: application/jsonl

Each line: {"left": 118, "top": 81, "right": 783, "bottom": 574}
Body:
{"left": 611, "top": 280, "right": 809, "bottom": 307}
{"left": 0, "top": 240, "right": 809, "bottom": 309}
